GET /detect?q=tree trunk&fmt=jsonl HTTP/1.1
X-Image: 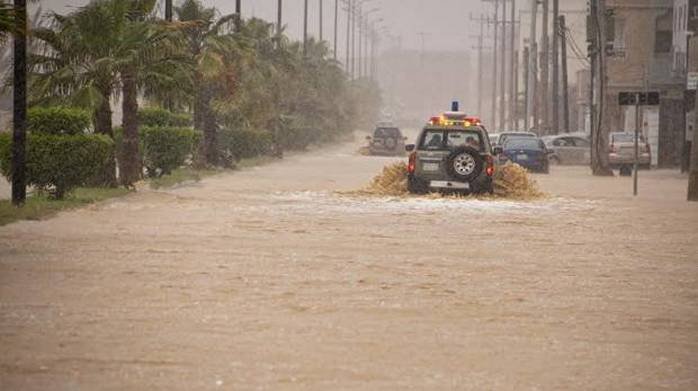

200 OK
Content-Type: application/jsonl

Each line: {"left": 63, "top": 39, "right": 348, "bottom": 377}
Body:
{"left": 119, "top": 67, "right": 141, "bottom": 187}
{"left": 194, "top": 80, "right": 217, "bottom": 167}
{"left": 11, "top": 0, "right": 28, "bottom": 206}
{"left": 93, "top": 87, "right": 118, "bottom": 187}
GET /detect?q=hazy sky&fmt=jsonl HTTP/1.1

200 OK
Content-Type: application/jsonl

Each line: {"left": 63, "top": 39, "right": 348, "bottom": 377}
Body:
{"left": 40, "top": 0, "right": 493, "bottom": 53}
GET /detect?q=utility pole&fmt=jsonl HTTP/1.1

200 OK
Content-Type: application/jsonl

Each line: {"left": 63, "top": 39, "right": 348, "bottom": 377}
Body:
{"left": 319, "top": 0, "right": 323, "bottom": 42}
{"left": 334, "top": 0, "right": 338, "bottom": 60}
{"left": 523, "top": 45, "right": 529, "bottom": 129}
{"left": 356, "top": 14, "right": 364, "bottom": 79}
{"left": 351, "top": 0, "right": 356, "bottom": 78}
{"left": 513, "top": 49, "right": 519, "bottom": 128}
{"left": 540, "top": 0, "right": 549, "bottom": 133}
{"left": 552, "top": 0, "right": 560, "bottom": 133}
{"left": 525, "top": 0, "right": 538, "bottom": 131}
{"left": 500, "top": 0, "right": 507, "bottom": 129}
{"left": 471, "top": 14, "right": 488, "bottom": 117}
{"left": 165, "top": 0, "right": 172, "bottom": 21}
{"left": 691, "top": 91, "right": 698, "bottom": 199}
{"left": 588, "top": 0, "right": 597, "bottom": 167}
{"left": 303, "top": 0, "right": 309, "bottom": 55}
{"left": 509, "top": 1, "right": 517, "bottom": 129}
{"left": 365, "top": 17, "right": 370, "bottom": 77}
{"left": 559, "top": 15, "right": 570, "bottom": 133}
{"left": 12, "top": 0, "right": 27, "bottom": 206}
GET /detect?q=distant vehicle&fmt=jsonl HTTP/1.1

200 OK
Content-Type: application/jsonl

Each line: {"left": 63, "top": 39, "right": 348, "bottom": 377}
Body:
{"left": 500, "top": 137, "right": 550, "bottom": 173}
{"left": 608, "top": 132, "right": 651, "bottom": 169}
{"left": 497, "top": 131, "right": 536, "bottom": 146}
{"left": 366, "top": 126, "right": 407, "bottom": 156}
{"left": 405, "top": 118, "right": 497, "bottom": 194}
{"left": 542, "top": 134, "right": 591, "bottom": 165}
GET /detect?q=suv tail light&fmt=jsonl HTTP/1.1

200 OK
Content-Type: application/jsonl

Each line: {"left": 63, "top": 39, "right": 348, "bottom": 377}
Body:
{"left": 485, "top": 155, "right": 495, "bottom": 177}
{"left": 407, "top": 152, "right": 416, "bottom": 174}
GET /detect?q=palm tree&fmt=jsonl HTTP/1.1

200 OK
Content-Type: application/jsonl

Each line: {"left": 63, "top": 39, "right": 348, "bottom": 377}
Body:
{"left": 176, "top": 0, "right": 238, "bottom": 166}
{"left": 31, "top": 0, "right": 190, "bottom": 186}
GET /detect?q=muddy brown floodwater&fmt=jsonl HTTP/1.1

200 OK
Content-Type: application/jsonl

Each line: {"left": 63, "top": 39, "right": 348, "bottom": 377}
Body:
{"left": 1, "top": 139, "right": 697, "bottom": 390}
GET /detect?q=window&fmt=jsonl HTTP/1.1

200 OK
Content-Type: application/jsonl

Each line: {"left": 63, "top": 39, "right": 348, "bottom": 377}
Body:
{"left": 655, "top": 31, "right": 672, "bottom": 53}
{"left": 418, "top": 129, "right": 484, "bottom": 151}
{"left": 613, "top": 18, "right": 625, "bottom": 50}
{"left": 572, "top": 137, "right": 590, "bottom": 147}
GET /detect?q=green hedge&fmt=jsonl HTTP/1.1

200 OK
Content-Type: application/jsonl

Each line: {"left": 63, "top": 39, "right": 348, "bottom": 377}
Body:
{"left": 138, "top": 107, "right": 192, "bottom": 128}
{"left": 28, "top": 106, "right": 91, "bottom": 135}
{"left": 0, "top": 132, "right": 114, "bottom": 198}
{"left": 218, "top": 129, "right": 273, "bottom": 162}
{"left": 140, "top": 126, "right": 201, "bottom": 177}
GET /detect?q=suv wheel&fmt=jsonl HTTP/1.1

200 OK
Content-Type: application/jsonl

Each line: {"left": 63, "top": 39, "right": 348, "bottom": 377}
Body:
{"left": 445, "top": 146, "right": 484, "bottom": 182}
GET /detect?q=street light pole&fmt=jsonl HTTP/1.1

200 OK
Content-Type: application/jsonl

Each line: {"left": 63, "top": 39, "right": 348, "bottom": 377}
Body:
{"left": 12, "top": 0, "right": 27, "bottom": 206}
{"left": 346, "top": 0, "right": 351, "bottom": 73}
{"left": 165, "top": 0, "right": 172, "bottom": 21}
{"left": 334, "top": 0, "right": 338, "bottom": 61}
{"left": 235, "top": 0, "right": 241, "bottom": 31}
{"left": 319, "top": 0, "right": 323, "bottom": 42}
{"left": 303, "top": 0, "right": 309, "bottom": 55}
{"left": 276, "top": 0, "right": 282, "bottom": 47}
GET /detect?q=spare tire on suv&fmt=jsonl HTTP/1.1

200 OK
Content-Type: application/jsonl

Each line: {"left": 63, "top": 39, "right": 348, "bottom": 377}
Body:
{"left": 445, "top": 146, "right": 484, "bottom": 182}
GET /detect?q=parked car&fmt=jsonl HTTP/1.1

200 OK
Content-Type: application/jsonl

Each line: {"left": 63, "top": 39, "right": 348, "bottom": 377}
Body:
{"left": 405, "top": 123, "right": 497, "bottom": 194}
{"left": 497, "top": 131, "right": 536, "bottom": 146}
{"left": 542, "top": 134, "right": 591, "bottom": 165}
{"left": 366, "top": 125, "right": 406, "bottom": 156}
{"left": 608, "top": 132, "right": 651, "bottom": 169}
{"left": 500, "top": 137, "right": 550, "bottom": 173}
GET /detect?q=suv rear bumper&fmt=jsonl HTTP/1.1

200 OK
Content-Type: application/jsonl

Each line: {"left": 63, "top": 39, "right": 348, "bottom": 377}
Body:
{"left": 409, "top": 174, "right": 493, "bottom": 194}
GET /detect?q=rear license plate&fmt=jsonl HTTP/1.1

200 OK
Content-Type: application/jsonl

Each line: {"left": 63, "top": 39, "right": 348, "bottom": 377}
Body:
{"left": 422, "top": 162, "right": 439, "bottom": 171}
{"left": 430, "top": 180, "right": 469, "bottom": 189}
{"left": 517, "top": 154, "right": 528, "bottom": 160}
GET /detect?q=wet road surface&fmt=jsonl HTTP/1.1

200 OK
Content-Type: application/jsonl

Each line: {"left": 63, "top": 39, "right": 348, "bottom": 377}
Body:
{"left": 1, "top": 141, "right": 697, "bottom": 390}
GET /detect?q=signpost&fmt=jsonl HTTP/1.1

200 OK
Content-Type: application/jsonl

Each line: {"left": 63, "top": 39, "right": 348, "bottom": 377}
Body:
{"left": 618, "top": 91, "right": 660, "bottom": 196}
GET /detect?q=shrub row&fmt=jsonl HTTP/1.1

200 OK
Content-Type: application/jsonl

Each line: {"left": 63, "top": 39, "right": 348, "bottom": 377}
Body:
{"left": 28, "top": 106, "right": 91, "bottom": 135}
{"left": 114, "top": 126, "right": 202, "bottom": 177}
{"left": 140, "top": 126, "right": 201, "bottom": 176}
{"left": 0, "top": 133, "right": 114, "bottom": 199}
{"left": 218, "top": 129, "right": 273, "bottom": 163}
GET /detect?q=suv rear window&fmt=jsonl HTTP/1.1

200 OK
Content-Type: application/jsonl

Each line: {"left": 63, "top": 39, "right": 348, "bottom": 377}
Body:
{"left": 419, "top": 128, "right": 485, "bottom": 151}
{"left": 374, "top": 127, "right": 401, "bottom": 138}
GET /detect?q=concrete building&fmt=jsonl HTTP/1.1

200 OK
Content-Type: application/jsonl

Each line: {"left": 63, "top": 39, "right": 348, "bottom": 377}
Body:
{"left": 603, "top": 0, "right": 684, "bottom": 167}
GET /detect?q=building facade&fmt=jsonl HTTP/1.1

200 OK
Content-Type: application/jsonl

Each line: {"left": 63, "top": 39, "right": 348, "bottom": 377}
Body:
{"left": 603, "top": 0, "right": 684, "bottom": 167}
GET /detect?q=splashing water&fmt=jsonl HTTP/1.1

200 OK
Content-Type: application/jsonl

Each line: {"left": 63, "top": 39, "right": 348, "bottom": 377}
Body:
{"left": 356, "top": 161, "right": 543, "bottom": 200}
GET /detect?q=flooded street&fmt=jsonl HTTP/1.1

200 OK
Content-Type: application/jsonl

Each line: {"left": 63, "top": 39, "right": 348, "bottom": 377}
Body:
{"left": 1, "top": 140, "right": 697, "bottom": 390}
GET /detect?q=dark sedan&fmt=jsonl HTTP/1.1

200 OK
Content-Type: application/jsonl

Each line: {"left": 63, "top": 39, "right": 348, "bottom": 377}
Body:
{"left": 500, "top": 137, "right": 550, "bottom": 173}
